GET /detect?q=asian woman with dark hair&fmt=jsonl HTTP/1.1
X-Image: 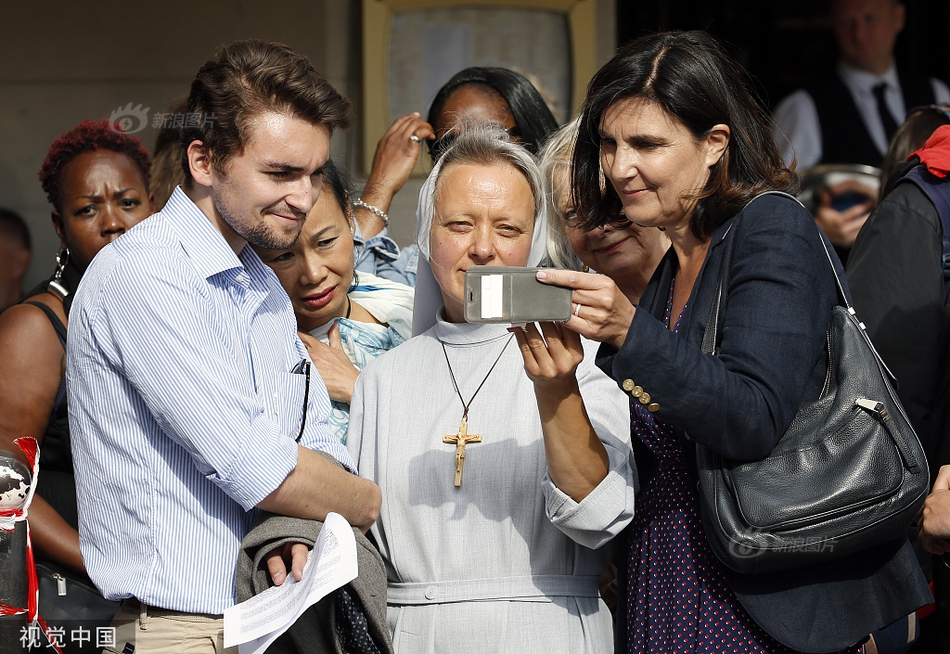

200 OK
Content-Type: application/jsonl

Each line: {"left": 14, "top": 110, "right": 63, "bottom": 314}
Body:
{"left": 253, "top": 160, "right": 413, "bottom": 444}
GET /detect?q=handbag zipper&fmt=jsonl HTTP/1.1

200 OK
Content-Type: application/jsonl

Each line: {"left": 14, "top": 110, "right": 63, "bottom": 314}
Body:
{"left": 855, "top": 397, "right": 922, "bottom": 473}
{"left": 820, "top": 334, "right": 833, "bottom": 396}
{"left": 53, "top": 572, "right": 67, "bottom": 597}
{"left": 855, "top": 398, "right": 890, "bottom": 422}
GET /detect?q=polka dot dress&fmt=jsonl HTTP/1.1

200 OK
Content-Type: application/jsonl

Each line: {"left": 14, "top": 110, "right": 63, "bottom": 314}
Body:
{"left": 623, "top": 281, "right": 809, "bottom": 654}
{"left": 335, "top": 586, "right": 382, "bottom": 653}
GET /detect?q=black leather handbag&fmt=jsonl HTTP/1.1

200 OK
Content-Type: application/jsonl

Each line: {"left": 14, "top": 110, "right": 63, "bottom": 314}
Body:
{"left": 696, "top": 200, "right": 931, "bottom": 575}
{"left": 36, "top": 560, "right": 119, "bottom": 641}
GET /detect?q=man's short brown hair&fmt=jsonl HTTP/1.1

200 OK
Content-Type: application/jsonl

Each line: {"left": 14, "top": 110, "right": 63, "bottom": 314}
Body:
{"left": 180, "top": 39, "right": 351, "bottom": 185}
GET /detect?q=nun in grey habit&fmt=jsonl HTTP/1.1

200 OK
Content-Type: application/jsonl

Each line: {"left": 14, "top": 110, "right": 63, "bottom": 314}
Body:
{"left": 345, "top": 123, "right": 636, "bottom": 654}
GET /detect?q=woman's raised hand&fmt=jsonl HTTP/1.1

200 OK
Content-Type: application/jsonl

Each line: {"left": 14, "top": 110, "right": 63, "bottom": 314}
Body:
{"left": 357, "top": 113, "right": 435, "bottom": 238}
{"left": 298, "top": 325, "right": 360, "bottom": 404}
{"left": 535, "top": 269, "right": 636, "bottom": 350}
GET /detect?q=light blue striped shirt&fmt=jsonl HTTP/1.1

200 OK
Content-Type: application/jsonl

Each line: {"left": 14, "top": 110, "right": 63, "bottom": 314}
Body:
{"left": 66, "top": 187, "right": 352, "bottom": 614}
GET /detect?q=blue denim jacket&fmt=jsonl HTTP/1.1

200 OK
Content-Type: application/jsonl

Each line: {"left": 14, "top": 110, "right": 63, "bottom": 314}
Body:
{"left": 352, "top": 222, "right": 418, "bottom": 287}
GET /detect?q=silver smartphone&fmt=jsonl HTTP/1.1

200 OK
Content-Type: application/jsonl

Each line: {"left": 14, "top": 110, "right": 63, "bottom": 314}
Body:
{"left": 463, "top": 267, "right": 572, "bottom": 323}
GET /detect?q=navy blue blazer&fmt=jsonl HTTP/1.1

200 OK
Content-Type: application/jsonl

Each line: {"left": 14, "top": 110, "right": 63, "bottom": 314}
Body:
{"left": 598, "top": 194, "right": 932, "bottom": 652}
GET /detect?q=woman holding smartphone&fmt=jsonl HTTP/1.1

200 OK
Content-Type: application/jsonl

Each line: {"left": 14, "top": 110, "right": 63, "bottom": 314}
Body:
{"left": 538, "top": 31, "right": 930, "bottom": 653}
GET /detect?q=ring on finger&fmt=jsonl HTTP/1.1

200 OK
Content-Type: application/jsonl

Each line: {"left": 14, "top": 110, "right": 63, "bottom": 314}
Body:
{"left": 409, "top": 134, "right": 421, "bottom": 143}
{"left": 573, "top": 303, "right": 582, "bottom": 317}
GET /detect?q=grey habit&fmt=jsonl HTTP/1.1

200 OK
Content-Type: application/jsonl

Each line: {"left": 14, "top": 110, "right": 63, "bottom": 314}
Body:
{"left": 346, "top": 316, "right": 635, "bottom": 653}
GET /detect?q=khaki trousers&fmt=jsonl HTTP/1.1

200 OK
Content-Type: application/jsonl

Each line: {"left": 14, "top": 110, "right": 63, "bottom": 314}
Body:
{"left": 102, "top": 600, "right": 237, "bottom": 654}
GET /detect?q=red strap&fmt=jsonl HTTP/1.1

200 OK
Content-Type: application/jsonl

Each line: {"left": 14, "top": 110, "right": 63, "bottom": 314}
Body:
{"left": 0, "top": 437, "right": 62, "bottom": 654}
{"left": 15, "top": 437, "right": 38, "bottom": 469}
{"left": 916, "top": 580, "right": 937, "bottom": 619}
{"left": 25, "top": 519, "right": 38, "bottom": 621}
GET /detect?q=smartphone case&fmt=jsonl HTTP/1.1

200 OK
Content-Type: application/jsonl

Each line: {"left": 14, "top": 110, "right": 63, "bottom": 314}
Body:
{"left": 463, "top": 267, "right": 572, "bottom": 323}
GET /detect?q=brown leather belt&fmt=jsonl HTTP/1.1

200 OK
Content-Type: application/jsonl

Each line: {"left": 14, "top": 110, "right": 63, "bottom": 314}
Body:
{"left": 120, "top": 598, "right": 222, "bottom": 620}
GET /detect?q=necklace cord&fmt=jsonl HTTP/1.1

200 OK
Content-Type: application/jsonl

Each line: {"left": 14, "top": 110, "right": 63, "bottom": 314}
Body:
{"left": 441, "top": 334, "right": 515, "bottom": 420}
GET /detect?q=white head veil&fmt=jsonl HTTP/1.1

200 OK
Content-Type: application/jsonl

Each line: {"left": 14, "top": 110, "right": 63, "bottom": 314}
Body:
{"left": 411, "top": 124, "right": 549, "bottom": 335}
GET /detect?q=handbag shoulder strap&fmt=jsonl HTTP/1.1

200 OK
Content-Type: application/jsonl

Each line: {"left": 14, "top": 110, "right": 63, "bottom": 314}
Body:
{"left": 751, "top": 191, "right": 851, "bottom": 309}
{"left": 702, "top": 190, "right": 852, "bottom": 355}
{"left": 700, "top": 284, "right": 722, "bottom": 356}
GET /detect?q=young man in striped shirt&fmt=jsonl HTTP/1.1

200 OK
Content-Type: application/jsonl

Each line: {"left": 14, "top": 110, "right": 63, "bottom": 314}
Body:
{"left": 67, "top": 39, "right": 380, "bottom": 653}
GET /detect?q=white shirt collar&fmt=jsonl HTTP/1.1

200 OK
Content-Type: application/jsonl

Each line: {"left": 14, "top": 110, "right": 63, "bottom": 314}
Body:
{"left": 837, "top": 59, "right": 900, "bottom": 95}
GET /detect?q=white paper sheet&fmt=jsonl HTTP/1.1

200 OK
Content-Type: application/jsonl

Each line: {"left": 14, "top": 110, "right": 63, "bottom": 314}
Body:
{"left": 223, "top": 512, "right": 358, "bottom": 654}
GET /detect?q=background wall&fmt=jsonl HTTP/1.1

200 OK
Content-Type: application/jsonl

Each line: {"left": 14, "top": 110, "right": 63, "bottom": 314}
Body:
{"left": 0, "top": 0, "right": 614, "bottom": 290}
{"left": 2, "top": 0, "right": 947, "bottom": 290}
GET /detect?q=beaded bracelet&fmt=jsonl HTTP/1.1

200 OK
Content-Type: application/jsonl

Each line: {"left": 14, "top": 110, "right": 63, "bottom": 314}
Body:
{"left": 353, "top": 199, "right": 389, "bottom": 227}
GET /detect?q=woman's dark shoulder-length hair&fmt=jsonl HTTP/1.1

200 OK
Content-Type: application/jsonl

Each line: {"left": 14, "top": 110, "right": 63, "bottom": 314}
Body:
{"left": 427, "top": 66, "right": 559, "bottom": 161}
{"left": 572, "top": 30, "right": 797, "bottom": 239}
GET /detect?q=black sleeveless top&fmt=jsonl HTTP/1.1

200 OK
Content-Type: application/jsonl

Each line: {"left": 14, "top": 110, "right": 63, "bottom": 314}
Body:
{"left": 21, "top": 260, "right": 83, "bottom": 529}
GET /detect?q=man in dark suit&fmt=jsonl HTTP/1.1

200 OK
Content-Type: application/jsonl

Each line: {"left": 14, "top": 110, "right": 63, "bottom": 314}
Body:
{"left": 772, "top": 0, "right": 949, "bottom": 263}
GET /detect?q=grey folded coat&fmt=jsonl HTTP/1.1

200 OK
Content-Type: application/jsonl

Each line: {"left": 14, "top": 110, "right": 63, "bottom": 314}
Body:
{"left": 235, "top": 479, "right": 392, "bottom": 654}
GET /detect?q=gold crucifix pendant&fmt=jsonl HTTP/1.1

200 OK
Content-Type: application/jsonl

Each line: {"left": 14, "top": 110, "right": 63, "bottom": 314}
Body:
{"left": 443, "top": 415, "right": 481, "bottom": 487}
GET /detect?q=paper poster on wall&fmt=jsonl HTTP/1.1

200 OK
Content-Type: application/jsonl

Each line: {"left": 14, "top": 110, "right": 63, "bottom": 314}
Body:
{"left": 388, "top": 7, "right": 570, "bottom": 124}
{"left": 362, "top": 0, "right": 598, "bottom": 175}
